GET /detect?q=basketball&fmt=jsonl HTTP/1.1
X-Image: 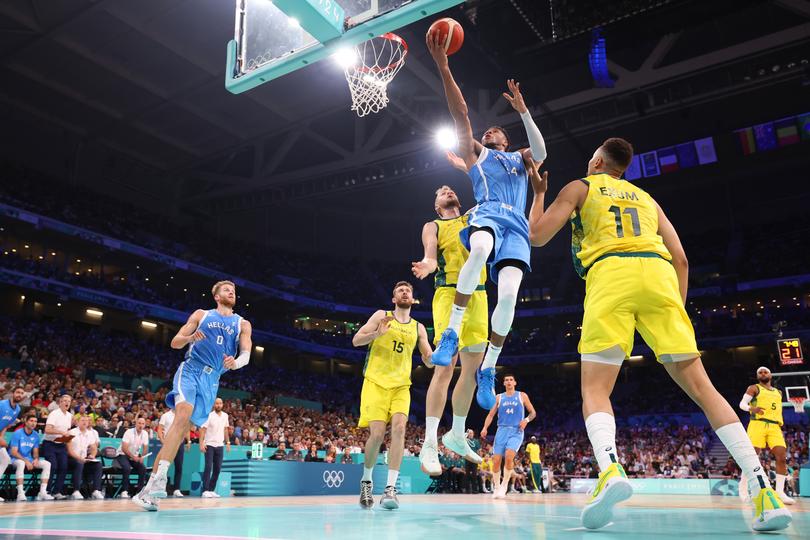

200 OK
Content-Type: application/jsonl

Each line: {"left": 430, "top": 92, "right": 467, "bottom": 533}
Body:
{"left": 428, "top": 17, "right": 464, "bottom": 55}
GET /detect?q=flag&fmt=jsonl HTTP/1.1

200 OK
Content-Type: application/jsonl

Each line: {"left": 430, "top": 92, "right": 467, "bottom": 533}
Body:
{"left": 641, "top": 151, "right": 659, "bottom": 177}
{"left": 695, "top": 137, "right": 717, "bottom": 164}
{"left": 735, "top": 127, "right": 755, "bottom": 155}
{"left": 657, "top": 147, "right": 679, "bottom": 174}
{"left": 624, "top": 155, "right": 641, "bottom": 180}
{"left": 753, "top": 122, "right": 777, "bottom": 151}
{"left": 675, "top": 142, "right": 699, "bottom": 169}
{"left": 774, "top": 117, "right": 799, "bottom": 146}
{"left": 799, "top": 113, "right": 810, "bottom": 141}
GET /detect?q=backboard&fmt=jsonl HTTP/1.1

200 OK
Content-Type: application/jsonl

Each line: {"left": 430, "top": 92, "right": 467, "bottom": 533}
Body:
{"left": 226, "top": 0, "right": 464, "bottom": 94}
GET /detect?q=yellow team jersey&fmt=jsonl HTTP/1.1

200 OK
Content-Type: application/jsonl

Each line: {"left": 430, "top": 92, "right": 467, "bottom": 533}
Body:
{"left": 751, "top": 384, "right": 784, "bottom": 426}
{"left": 526, "top": 442, "right": 541, "bottom": 463}
{"left": 434, "top": 215, "right": 487, "bottom": 289}
{"left": 480, "top": 457, "right": 492, "bottom": 472}
{"left": 570, "top": 173, "right": 671, "bottom": 278}
{"left": 363, "top": 311, "right": 418, "bottom": 389}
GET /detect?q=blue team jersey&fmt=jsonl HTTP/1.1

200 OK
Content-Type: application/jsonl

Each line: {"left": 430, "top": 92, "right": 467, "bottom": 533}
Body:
{"left": 497, "top": 391, "right": 525, "bottom": 427}
{"left": 186, "top": 309, "right": 242, "bottom": 374}
{"left": 11, "top": 429, "right": 39, "bottom": 460}
{"left": 468, "top": 147, "right": 528, "bottom": 209}
{"left": 0, "top": 399, "right": 21, "bottom": 431}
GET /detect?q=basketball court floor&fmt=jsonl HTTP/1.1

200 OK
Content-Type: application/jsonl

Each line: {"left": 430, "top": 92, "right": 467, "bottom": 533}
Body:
{"left": 0, "top": 494, "right": 806, "bottom": 540}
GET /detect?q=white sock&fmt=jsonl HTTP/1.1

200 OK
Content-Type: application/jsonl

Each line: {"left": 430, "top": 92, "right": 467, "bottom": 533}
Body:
{"left": 501, "top": 469, "right": 513, "bottom": 492}
{"left": 387, "top": 469, "right": 399, "bottom": 487}
{"left": 715, "top": 423, "right": 768, "bottom": 495}
{"left": 481, "top": 343, "right": 502, "bottom": 370}
{"left": 776, "top": 474, "right": 786, "bottom": 494}
{"left": 39, "top": 482, "right": 48, "bottom": 494}
{"left": 448, "top": 304, "right": 465, "bottom": 333}
{"left": 451, "top": 415, "right": 466, "bottom": 438}
{"left": 493, "top": 471, "right": 501, "bottom": 491}
{"left": 157, "top": 459, "right": 170, "bottom": 477}
{"left": 18, "top": 485, "right": 24, "bottom": 493}
{"left": 425, "top": 417, "right": 439, "bottom": 445}
{"left": 362, "top": 466, "right": 374, "bottom": 482}
{"left": 585, "top": 412, "right": 617, "bottom": 472}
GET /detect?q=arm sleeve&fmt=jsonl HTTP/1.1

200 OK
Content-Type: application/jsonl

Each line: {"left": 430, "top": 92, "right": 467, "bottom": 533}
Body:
{"left": 234, "top": 350, "right": 250, "bottom": 369}
{"left": 739, "top": 393, "right": 753, "bottom": 412}
{"left": 520, "top": 111, "right": 547, "bottom": 162}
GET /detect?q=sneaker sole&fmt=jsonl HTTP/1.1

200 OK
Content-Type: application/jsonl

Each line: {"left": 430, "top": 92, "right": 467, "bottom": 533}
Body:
{"left": 420, "top": 460, "right": 442, "bottom": 476}
{"left": 132, "top": 497, "right": 158, "bottom": 512}
{"left": 359, "top": 501, "right": 374, "bottom": 509}
{"left": 380, "top": 499, "right": 399, "bottom": 510}
{"left": 581, "top": 479, "right": 633, "bottom": 530}
{"left": 752, "top": 509, "right": 792, "bottom": 532}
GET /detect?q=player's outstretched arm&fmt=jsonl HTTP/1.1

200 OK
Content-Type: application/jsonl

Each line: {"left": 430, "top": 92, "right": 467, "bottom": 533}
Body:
{"left": 171, "top": 309, "right": 206, "bottom": 349}
{"left": 416, "top": 323, "right": 434, "bottom": 368}
{"left": 426, "top": 30, "right": 476, "bottom": 167}
{"left": 502, "top": 79, "right": 547, "bottom": 164}
{"left": 528, "top": 180, "right": 587, "bottom": 247}
{"left": 412, "top": 221, "right": 439, "bottom": 279}
{"left": 352, "top": 310, "right": 391, "bottom": 347}
{"left": 655, "top": 202, "right": 689, "bottom": 304}
{"left": 225, "top": 319, "right": 253, "bottom": 370}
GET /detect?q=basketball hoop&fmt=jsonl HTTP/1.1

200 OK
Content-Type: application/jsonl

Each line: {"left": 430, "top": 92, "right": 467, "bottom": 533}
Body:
{"left": 343, "top": 33, "right": 407, "bottom": 117}
{"left": 789, "top": 396, "right": 807, "bottom": 413}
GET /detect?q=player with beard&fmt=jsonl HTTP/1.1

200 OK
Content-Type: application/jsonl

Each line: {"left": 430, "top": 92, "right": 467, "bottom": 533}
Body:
{"left": 412, "top": 184, "right": 487, "bottom": 474}
{"left": 739, "top": 367, "right": 794, "bottom": 504}
{"left": 133, "top": 280, "right": 252, "bottom": 511}
{"left": 0, "top": 386, "right": 25, "bottom": 501}
{"left": 352, "top": 281, "right": 433, "bottom": 510}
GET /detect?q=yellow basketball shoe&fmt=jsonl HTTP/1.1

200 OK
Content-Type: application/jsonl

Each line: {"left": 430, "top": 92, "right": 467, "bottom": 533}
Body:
{"left": 751, "top": 487, "right": 792, "bottom": 532}
{"left": 581, "top": 463, "right": 633, "bottom": 530}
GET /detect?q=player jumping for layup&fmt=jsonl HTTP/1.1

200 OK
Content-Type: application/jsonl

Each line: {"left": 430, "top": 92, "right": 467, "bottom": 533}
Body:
{"left": 739, "top": 366, "right": 795, "bottom": 504}
{"left": 412, "top": 184, "right": 487, "bottom": 474}
{"left": 352, "top": 281, "right": 433, "bottom": 510}
{"left": 133, "top": 280, "right": 252, "bottom": 511}
{"left": 426, "top": 29, "right": 547, "bottom": 410}
{"left": 527, "top": 138, "right": 791, "bottom": 531}
{"left": 480, "top": 373, "right": 536, "bottom": 499}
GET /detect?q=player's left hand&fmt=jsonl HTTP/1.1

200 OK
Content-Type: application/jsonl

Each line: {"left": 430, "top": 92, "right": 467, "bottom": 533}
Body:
{"left": 530, "top": 168, "right": 548, "bottom": 195}
{"left": 519, "top": 420, "right": 528, "bottom": 431}
{"left": 502, "top": 79, "right": 528, "bottom": 114}
{"left": 223, "top": 354, "right": 237, "bottom": 370}
{"left": 445, "top": 150, "right": 467, "bottom": 172}
{"left": 412, "top": 258, "right": 437, "bottom": 279}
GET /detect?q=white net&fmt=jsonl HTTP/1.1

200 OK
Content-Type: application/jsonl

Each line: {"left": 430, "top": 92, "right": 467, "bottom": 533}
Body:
{"left": 343, "top": 33, "right": 408, "bottom": 117}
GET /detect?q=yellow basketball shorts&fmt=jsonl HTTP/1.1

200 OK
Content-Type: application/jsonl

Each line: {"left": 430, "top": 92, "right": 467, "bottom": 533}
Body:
{"left": 358, "top": 378, "right": 410, "bottom": 428}
{"left": 580, "top": 256, "right": 698, "bottom": 362}
{"left": 433, "top": 287, "right": 488, "bottom": 352}
{"left": 747, "top": 420, "right": 786, "bottom": 449}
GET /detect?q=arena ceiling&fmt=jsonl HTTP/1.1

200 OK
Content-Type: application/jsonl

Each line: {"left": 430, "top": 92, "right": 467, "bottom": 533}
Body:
{"left": 0, "top": 0, "right": 807, "bottom": 228}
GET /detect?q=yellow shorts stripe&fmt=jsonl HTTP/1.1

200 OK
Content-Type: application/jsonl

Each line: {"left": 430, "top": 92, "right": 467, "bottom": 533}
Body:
{"left": 579, "top": 256, "right": 698, "bottom": 361}
{"left": 432, "top": 287, "right": 488, "bottom": 351}
{"left": 358, "top": 378, "right": 410, "bottom": 428}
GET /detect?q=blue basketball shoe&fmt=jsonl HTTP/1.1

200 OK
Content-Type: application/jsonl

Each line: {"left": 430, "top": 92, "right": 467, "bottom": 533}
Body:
{"left": 476, "top": 366, "right": 497, "bottom": 409}
{"left": 431, "top": 328, "right": 458, "bottom": 367}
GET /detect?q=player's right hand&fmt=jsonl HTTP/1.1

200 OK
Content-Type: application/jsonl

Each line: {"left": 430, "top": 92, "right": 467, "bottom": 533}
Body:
{"left": 530, "top": 168, "right": 548, "bottom": 195}
{"left": 426, "top": 28, "right": 449, "bottom": 68}
{"left": 188, "top": 330, "right": 205, "bottom": 343}
{"left": 412, "top": 258, "right": 437, "bottom": 279}
{"left": 480, "top": 429, "right": 487, "bottom": 439}
{"left": 750, "top": 406, "right": 765, "bottom": 415}
{"left": 375, "top": 316, "right": 394, "bottom": 337}
{"left": 445, "top": 150, "right": 467, "bottom": 172}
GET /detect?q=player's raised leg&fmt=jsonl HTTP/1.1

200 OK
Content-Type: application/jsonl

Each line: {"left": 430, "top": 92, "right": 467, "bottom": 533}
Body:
{"left": 665, "top": 357, "right": 792, "bottom": 531}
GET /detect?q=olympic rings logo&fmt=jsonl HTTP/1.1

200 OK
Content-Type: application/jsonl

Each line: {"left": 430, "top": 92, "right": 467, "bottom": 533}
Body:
{"left": 323, "top": 470, "right": 345, "bottom": 488}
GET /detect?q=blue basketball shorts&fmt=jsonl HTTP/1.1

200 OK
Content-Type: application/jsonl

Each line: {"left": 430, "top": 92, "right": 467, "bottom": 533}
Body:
{"left": 165, "top": 360, "right": 220, "bottom": 428}
{"left": 461, "top": 201, "right": 531, "bottom": 282}
{"left": 493, "top": 426, "right": 524, "bottom": 456}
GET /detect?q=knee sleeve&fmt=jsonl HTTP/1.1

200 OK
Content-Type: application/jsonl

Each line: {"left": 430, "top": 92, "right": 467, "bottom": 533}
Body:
{"left": 457, "top": 230, "right": 493, "bottom": 295}
{"left": 491, "top": 266, "right": 523, "bottom": 335}
{"left": 14, "top": 461, "right": 26, "bottom": 479}
{"left": 40, "top": 460, "right": 51, "bottom": 477}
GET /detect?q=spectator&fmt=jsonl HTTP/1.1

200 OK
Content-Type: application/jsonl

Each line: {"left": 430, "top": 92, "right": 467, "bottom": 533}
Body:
{"left": 272, "top": 442, "right": 288, "bottom": 461}
{"left": 10, "top": 413, "right": 53, "bottom": 501}
{"left": 157, "top": 407, "right": 190, "bottom": 498}
{"left": 42, "top": 394, "right": 73, "bottom": 499}
{"left": 67, "top": 414, "right": 104, "bottom": 500}
{"left": 324, "top": 446, "right": 337, "bottom": 464}
{"left": 340, "top": 447, "right": 354, "bottom": 464}
{"left": 286, "top": 442, "right": 304, "bottom": 462}
{"left": 304, "top": 443, "right": 322, "bottom": 462}
{"left": 200, "top": 398, "right": 230, "bottom": 498}
{"left": 115, "top": 416, "right": 149, "bottom": 498}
